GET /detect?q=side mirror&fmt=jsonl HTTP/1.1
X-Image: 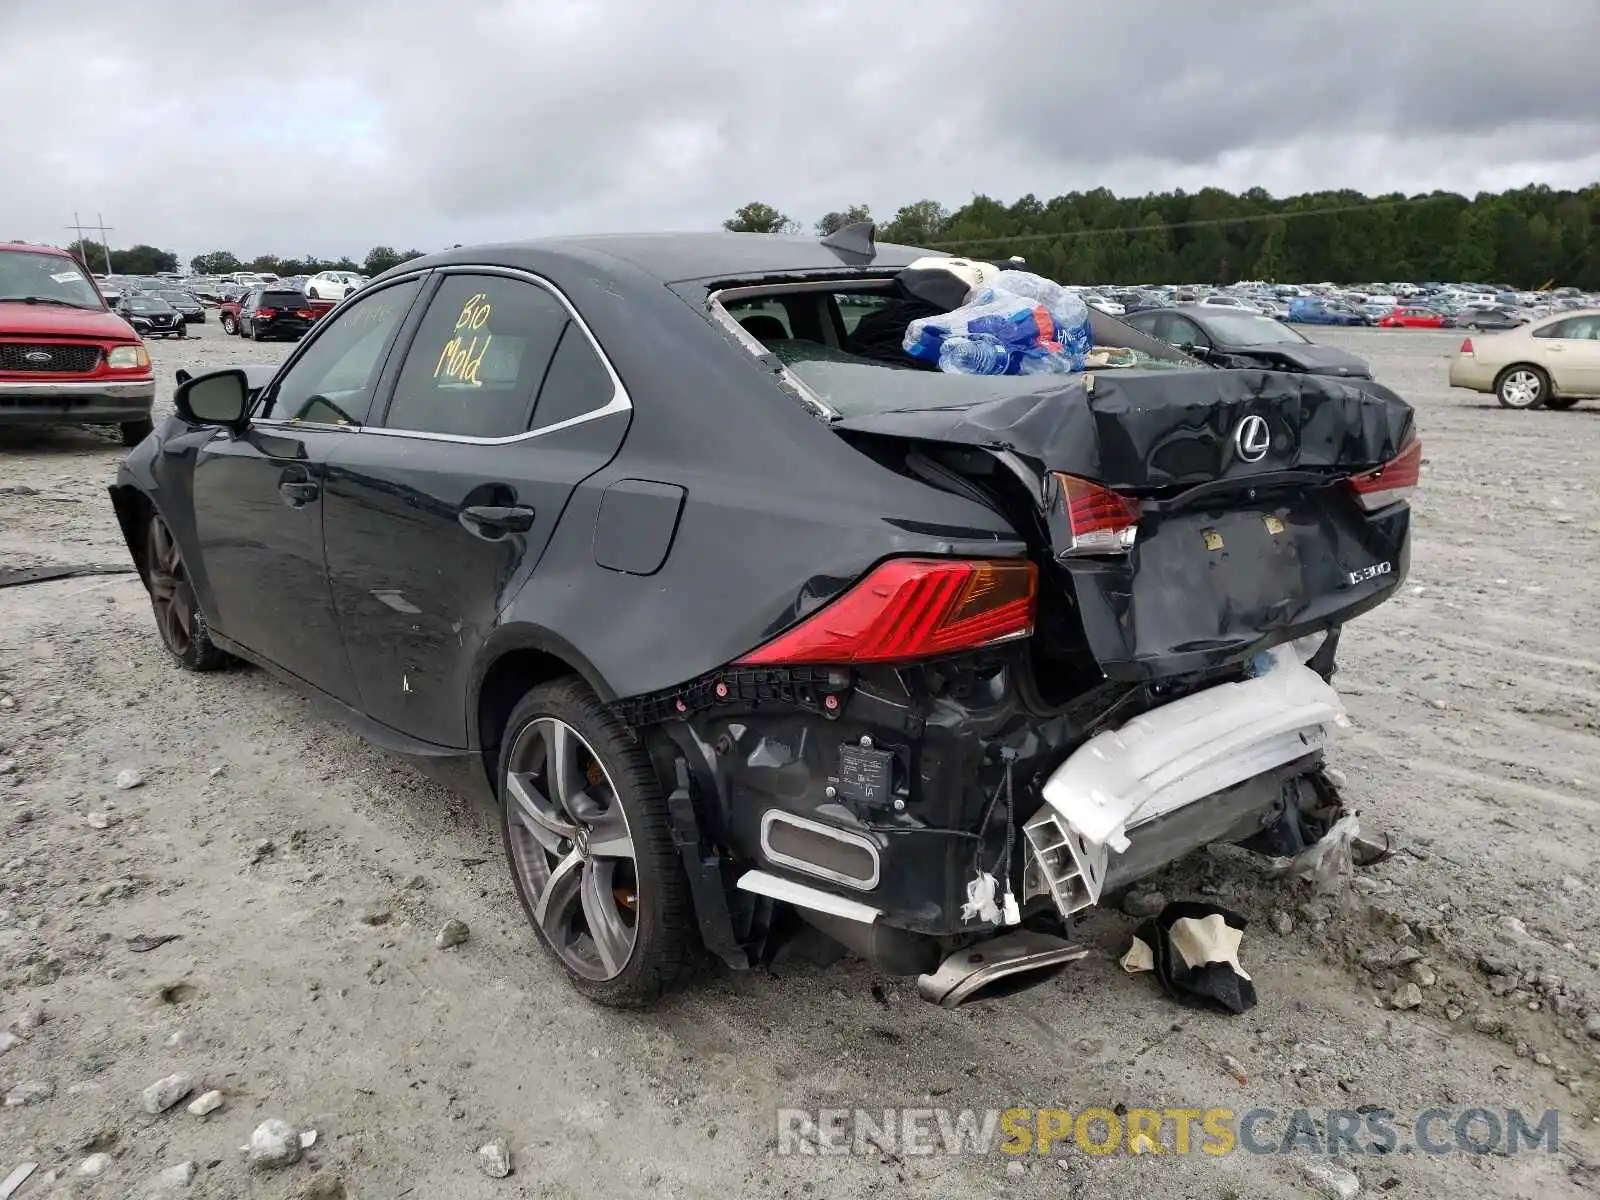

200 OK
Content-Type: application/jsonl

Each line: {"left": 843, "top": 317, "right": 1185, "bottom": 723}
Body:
{"left": 174, "top": 368, "right": 249, "bottom": 430}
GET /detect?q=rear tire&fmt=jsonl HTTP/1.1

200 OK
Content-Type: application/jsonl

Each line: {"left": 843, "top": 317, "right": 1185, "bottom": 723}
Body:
{"left": 120, "top": 418, "right": 154, "bottom": 446}
{"left": 220, "top": 314, "right": 237, "bottom": 335}
{"left": 144, "top": 511, "right": 233, "bottom": 671}
{"left": 498, "top": 678, "right": 697, "bottom": 1007}
{"left": 1544, "top": 396, "right": 1582, "bottom": 410}
{"left": 1495, "top": 365, "right": 1549, "bottom": 410}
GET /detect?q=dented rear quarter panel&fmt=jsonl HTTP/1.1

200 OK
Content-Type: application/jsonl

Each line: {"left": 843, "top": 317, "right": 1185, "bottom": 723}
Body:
{"left": 487, "top": 248, "right": 1024, "bottom": 701}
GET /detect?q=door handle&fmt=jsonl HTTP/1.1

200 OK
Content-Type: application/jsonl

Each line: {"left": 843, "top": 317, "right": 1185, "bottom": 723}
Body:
{"left": 460, "top": 504, "right": 535, "bottom": 536}
{"left": 279, "top": 480, "right": 320, "bottom": 506}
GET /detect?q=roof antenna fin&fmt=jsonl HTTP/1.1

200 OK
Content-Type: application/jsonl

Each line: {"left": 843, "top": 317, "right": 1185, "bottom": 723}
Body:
{"left": 820, "top": 220, "right": 876, "bottom": 262}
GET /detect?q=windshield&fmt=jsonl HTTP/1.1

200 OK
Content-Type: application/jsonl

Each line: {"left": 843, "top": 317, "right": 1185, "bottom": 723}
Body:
{"left": 1203, "top": 311, "right": 1307, "bottom": 345}
{"left": 157, "top": 291, "right": 193, "bottom": 303}
{"left": 0, "top": 251, "right": 105, "bottom": 308}
{"left": 128, "top": 297, "right": 173, "bottom": 312}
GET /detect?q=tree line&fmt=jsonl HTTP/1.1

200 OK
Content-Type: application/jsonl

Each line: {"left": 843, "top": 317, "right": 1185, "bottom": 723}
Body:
{"left": 727, "top": 183, "right": 1600, "bottom": 289}
{"left": 63, "top": 242, "right": 428, "bottom": 279}
{"left": 56, "top": 181, "right": 1600, "bottom": 290}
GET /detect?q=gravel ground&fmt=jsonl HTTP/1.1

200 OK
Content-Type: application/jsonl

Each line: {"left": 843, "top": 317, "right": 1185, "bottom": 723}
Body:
{"left": 1, "top": 323, "right": 1598, "bottom": 1198}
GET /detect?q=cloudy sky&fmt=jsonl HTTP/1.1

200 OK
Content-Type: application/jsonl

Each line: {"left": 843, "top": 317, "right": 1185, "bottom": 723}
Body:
{"left": 5, "top": 0, "right": 1598, "bottom": 264}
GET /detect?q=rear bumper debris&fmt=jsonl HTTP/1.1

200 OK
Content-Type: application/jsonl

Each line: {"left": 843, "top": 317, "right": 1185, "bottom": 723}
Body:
{"left": 1023, "top": 644, "right": 1347, "bottom": 917}
{"left": 915, "top": 930, "right": 1089, "bottom": 1008}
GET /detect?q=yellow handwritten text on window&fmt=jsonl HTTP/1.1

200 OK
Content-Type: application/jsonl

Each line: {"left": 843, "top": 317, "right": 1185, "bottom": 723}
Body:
{"left": 435, "top": 293, "right": 493, "bottom": 385}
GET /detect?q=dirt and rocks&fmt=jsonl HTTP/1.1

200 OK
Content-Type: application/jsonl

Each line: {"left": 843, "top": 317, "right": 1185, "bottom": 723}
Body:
{"left": 1, "top": 323, "right": 1598, "bottom": 1198}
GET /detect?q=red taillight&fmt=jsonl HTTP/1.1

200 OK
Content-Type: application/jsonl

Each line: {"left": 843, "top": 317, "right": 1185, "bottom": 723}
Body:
{"left": 257, "top": 308, "right": 275, "bottom": 319}
{"left": 1459, "top": 338, "right": 1473, "bottom": 355}
{"left": 1054, "top": 473, "right": 1142, "bottom": 554}
{"left": 296, "top": 309, "right": 313, "bottom": 319}
{"left": 735, "top": 558, "right": 1037, "bottom": 666}
{"left": 1348, "top": 439, "right": 1421, "bottom": 511}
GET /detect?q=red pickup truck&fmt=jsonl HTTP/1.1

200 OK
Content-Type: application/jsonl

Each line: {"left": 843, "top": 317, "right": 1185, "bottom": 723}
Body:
{"left": 219, "top": 287, "right": 333, "bottom": 341}
{"left": 0, "top": 242, "right": 155, "bottom": 444}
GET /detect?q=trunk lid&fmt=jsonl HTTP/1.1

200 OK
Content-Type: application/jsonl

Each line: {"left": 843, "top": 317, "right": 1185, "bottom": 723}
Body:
{"left": 831, "top": 367, "right": 1415, "bottom": 681}
{"left": 828, "top": 366, "right": 1413, "bottom": 488}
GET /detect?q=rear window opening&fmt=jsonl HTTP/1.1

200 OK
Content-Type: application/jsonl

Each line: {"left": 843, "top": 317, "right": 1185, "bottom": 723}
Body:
{"left": 711, "top": 279, "right": 1199, "bottom": 418}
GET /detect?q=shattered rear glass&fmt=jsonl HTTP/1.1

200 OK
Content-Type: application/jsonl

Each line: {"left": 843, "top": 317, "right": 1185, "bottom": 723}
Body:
{"left": 778, "top": 342, "right": 1195, "bottom": 418}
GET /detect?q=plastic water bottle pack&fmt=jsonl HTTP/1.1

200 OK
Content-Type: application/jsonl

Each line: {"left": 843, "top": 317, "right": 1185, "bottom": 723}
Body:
{"left": 903, "top": 269, "right": 1094, "bottom": 376}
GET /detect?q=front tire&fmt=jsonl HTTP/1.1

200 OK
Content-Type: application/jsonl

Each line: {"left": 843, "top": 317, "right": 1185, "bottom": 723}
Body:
{"left": 221, "top": 314, "right": 237, "bottom": 335}
{"left": 499, "top": 679, "right": 697, "bottom": 1007}
{"left": 1495, "top": 365, "right": 1549, "bottom": 410}
{"left": 144, "top": 511, "right": 233, "bottom": 671}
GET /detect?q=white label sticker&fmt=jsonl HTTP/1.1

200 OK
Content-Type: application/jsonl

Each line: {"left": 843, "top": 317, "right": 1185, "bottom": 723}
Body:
{"left": 50, "top": 271, "right": 83, "bottom": 283}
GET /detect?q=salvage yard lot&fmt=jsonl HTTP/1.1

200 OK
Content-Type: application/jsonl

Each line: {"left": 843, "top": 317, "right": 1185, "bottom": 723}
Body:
{"left": 2, "top": 325, "right": 1598, "bottom": 1198}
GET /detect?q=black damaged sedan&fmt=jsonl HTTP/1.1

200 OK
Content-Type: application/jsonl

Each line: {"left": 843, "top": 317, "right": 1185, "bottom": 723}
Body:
{"left": 109, "top": 231, "right": 1417, "bottom": 1007}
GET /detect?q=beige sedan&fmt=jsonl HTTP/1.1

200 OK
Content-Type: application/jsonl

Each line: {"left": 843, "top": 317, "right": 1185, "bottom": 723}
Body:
{"left": 1447, "top": 309, "right": 1600, "bottom": 410}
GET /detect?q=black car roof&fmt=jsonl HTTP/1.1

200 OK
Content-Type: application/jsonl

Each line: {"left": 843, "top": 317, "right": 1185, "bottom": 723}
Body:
{"left": 402, "top": 232, "right": 933, "bottom": 286}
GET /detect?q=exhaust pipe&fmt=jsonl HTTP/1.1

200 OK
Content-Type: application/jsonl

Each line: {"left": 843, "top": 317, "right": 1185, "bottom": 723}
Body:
{"left": 916, "top": 930, "right": 1088, "bottom": 1008}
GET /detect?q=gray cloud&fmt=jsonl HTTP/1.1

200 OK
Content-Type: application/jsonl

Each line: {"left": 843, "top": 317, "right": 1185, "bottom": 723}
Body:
{"left": 4, "top": 0, "right": 1597, "bottom": 263}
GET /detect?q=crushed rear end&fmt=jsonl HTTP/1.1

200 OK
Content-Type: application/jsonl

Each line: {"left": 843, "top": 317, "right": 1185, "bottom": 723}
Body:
{"left": 643, "top": 291, "right": 1418, "bottom": 999}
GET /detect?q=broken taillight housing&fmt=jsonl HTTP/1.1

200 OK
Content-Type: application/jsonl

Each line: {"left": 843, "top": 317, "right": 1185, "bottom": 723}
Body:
{"left": 1347, "top": 439, "right": 1421, "bottom": 512}
{"left": 1054, "top": 473, "right": 1142, "bottom": 555}
{"left": 735, "top": 558, "right": 1037, "bottom": 666}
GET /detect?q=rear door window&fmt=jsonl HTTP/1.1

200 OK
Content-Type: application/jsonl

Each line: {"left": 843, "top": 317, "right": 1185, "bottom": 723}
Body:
{"left": 381, "top": 275, "right": 570, "bottom": 439}
{"left": 529, "top": 322, "right": 616, "bottom": 431}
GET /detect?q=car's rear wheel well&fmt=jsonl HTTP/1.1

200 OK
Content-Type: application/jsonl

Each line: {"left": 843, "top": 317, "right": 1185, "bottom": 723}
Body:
{"left": 1493, "top": 362, "right": 1551, "bottom": 409}
{"left": 476, "top": 648, "right": 585, "bottom": 790}
{"left": 108, "top": 484, "right": 153, "bottom": 585}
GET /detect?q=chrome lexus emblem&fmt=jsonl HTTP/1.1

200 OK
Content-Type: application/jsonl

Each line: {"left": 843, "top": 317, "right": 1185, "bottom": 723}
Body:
{"left": 1234, "top": 415, "right": 1270, "bottom": 462}
{"left": 23, "top": 350, "right": 52, "bottom": 364}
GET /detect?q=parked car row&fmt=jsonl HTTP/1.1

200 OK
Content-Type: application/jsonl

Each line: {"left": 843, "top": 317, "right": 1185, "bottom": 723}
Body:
{"left": 1073, "top": 278, "right": 1600, "bottom": 332}
{"left": 92, "top": 268, "right": 370, "bottom": 310}
{"left": 0, "top": 245, "right": 359, "bottom": 443}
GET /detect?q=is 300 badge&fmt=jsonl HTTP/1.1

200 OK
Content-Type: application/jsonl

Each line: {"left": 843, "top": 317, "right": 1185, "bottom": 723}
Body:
{"left": 1347, "top": 560, "right": 1393, "bottom": 586}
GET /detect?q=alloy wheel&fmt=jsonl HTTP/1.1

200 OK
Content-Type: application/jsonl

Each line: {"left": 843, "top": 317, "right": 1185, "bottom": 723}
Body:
{"left": 146, "top": 513, "right": 194, "bottom": 657}
{"left": 504, "top": 717, "right": 639, "bottom": 981}
{"left": 1500, "top": 370, "right": 1541, "bottom": 408}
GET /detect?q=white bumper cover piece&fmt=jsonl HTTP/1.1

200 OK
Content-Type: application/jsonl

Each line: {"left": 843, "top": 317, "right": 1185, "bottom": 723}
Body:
{"left": 1023, "top": 645, "right": 1347, "bottom": 916}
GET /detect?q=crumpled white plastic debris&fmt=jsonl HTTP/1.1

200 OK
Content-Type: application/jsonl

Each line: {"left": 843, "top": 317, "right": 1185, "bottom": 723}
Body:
{"left": 961, "top": 871, "right": 1002, "bottom": 924}
{"left": 1206, "top": 812, "right": 1362, "bottom": 896}
{"left": 1285, "top": 813, "right": 1361, "bottom": 894}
